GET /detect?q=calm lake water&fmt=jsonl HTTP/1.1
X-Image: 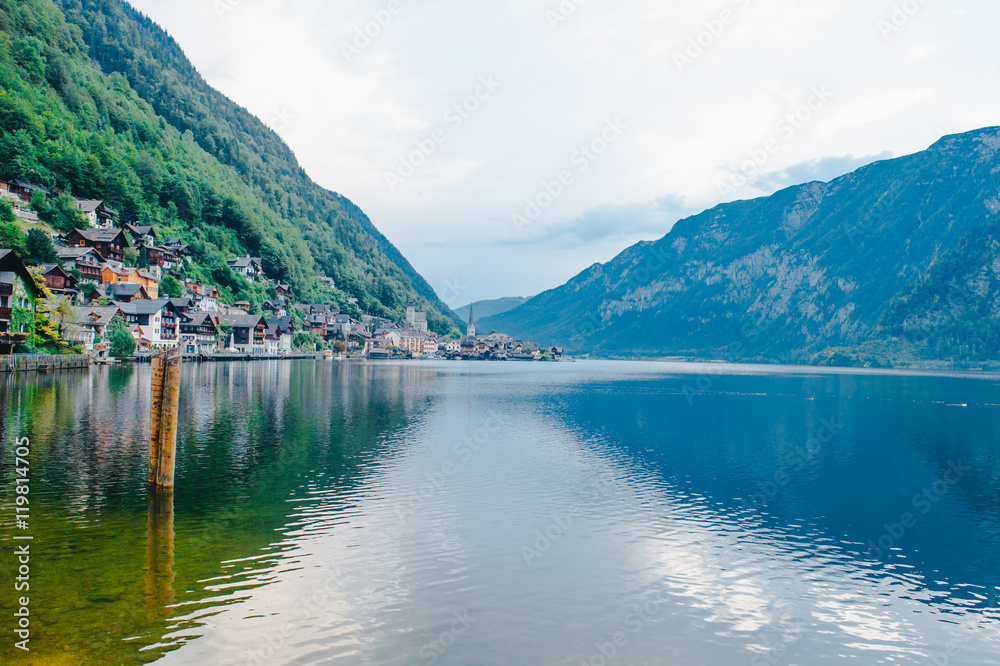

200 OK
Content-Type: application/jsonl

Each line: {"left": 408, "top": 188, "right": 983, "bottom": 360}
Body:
{"left": 1, "top": 359, "right": 999, "bottom": 665}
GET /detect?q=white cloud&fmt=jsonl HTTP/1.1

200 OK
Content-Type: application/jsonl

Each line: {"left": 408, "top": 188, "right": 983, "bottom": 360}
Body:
{"left": 126, "top": 0, "right": 1000, "bottom": 303}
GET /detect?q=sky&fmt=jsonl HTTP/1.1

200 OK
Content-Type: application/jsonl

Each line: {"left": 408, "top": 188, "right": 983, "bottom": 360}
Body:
{"left": 127, "top": 0, "right": 1000, "bottom": 308}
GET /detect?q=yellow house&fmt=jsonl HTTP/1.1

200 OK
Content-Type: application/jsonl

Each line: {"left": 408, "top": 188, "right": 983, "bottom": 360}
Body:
{"left": 122, "top": 268, "right": 159, "bottom": 299}
{"left": 101, "top": 267, "right": 159, "bottom": 298}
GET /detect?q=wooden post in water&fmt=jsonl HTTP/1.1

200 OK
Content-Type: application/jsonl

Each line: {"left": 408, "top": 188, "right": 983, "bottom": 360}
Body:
{"left": 149, "top": 347, "right": 182, "bottom": 488}
{"left": 144, "top": 487, "right": 176, "bottom": 611}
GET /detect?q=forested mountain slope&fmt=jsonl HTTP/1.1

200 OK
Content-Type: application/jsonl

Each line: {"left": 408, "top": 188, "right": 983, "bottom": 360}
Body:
{"left": 0, "top": 0, "right": 455, "bottom": 330}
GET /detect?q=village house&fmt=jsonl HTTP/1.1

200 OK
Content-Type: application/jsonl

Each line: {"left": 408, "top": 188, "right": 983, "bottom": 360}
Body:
{"left": 304, "top": 312, "right": 331, "bottom": 337}
{"left": 169, "top": 297, "right": 194, "bottom": 314}
{"left": 123, "top": 222, "right": 157, "bottom": 248}
{"left": 37, "top": 264, "right": 78, "bottom": 299}
{"left": 227, "top": 256, "right": 264, "bottom": 282}
{"left": 8, "top": 180, "right": 49, "bottom": 202}
{"left": 348, "top": 331, "right": 372, "bottom": 354}
{"left": 64, "top": 228, "right": 130, "bottom": 265}
{"left": 184, "top": 281, "right": 220, "bottom": 312}
{"left": 116, "top": 299, "right": 185, "bottom": 350}
{"left": 162, "top": 238, "right": 191, "bottom": 260}
{"left": 66, "top": 305, "right": 124, "bottom": 354}
{"left": 147, "top": 246, "right": 180, "bottom": 270}
{"left": 57, "top": 247, "right": 106, "bottom": 283}
{"left": 372, "top": 327, "right": 402, "bottom": 349}
{"left": 264, "top": 319, "right": 293, "bottom": 355}
{"left": 399, "top": 329, "right": 434, "bottom": 357}
{"left": 275, "top": 283, "right": 293, "bottom": 299}
{"left": 105, "top": 283, "right": 149, "bottom": 303}
{"left": 101, "top": 267, "right": 160, "bottom": 298}
{"left": 264, "top": 299, "right": 287, "bottom": 318}
{"left": 74, "top": 199, "right": 117, "bottom": 228}
{"left": 180, "top": 311, "right": 220, "bottom": 355}
{"left": 0, "top": 250, "right": 43, "bottom": 354}
{"left": 218, "top": 313, "right": 267, "bottom": 354}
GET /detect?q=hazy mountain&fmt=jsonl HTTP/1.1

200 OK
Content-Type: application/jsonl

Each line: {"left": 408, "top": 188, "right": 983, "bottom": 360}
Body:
{"left": 480, "top": 128, "right": 1000, "bottom": 365}
{"left": 454, "top": 297, "right": 529, "bottom": 325}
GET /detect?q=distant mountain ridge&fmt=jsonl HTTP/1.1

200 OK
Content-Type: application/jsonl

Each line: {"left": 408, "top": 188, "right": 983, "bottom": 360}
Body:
{"left": 454, "top": 297, "right": 528, "bottom": 324}
{"left": 480, "top": 127, "right": 1000, "bottom": 365}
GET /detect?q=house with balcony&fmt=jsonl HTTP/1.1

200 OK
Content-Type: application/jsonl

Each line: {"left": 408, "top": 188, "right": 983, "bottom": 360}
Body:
{"left": 147, "top": 245, "right": 179, "bottom": 270}
{"left": 123, "top": 222, "right": 157, "bottom": 248}
{"left": 218, "top": 313, "right": 267, "bottom": 354}
{"left": 67, "top": 305, "right": 124, "bottom": 354}
{"left": 180, "top": 311, "right": 220, "bottom": 355}
{"left": 64, "top": 228, "right": 130, "bottom": 265}
{"left": 74, "top": 199, "right": 117, "bottom": 229}
{"left": 0, "top": 250, "right": 43, "bottom": 354}
{"left": 9, "top": 180, "right": 49, "bottom": 202}
{"left": 38, "top": 264, "right": 78, "bottom": 299}
{"left": 58, "top": 247, "right": 106, "bottom": 283}
{"left": 227, "top": 256, "right": 264, "bottom": 282}
{"left": 184, "top": 281, "right": 220, "bottom": 312}
{"left": 116, "top": 299, "right": 185, "bottom": 350}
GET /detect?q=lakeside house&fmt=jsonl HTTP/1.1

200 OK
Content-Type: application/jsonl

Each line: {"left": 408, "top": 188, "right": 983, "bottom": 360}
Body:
{"left": 180, "top": 311, "right": 220, "bottom": 355}
{"left": 0, "top": 250, "right": 42, "bottom": 354}
{"left": 65, "top": 305, "right": 124, "bottom": 354}
{"left": 117, "top": 299, "right": 185, "bottom": 350}
{"left": 218, "top": 313, "right": 267, "bottom": 354}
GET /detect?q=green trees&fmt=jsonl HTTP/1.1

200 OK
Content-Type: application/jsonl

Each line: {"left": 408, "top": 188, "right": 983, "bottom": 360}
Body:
{"left": 107, "top": 313, "right": 135, "bottom": 358}
{"left": 0, "top": 206, "right": 26, "bottom": 255}
{"left": 159, "top": 275, "right": 182, "bottom": 298}
{"left": 31, "top": 193, "right": 87, "bottom": 234}
{"left": 24, "top": 228, "right": 57, "bottom": 264}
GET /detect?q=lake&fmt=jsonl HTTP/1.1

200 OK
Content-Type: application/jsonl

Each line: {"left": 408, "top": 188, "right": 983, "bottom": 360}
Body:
{"left": 1, "top": 359, "right": 999, "bottom": 665}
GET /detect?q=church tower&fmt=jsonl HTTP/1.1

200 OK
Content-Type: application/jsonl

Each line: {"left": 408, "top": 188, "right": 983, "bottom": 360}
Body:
{"left": 467, "top": 305, "right": 476, "bottom": 338}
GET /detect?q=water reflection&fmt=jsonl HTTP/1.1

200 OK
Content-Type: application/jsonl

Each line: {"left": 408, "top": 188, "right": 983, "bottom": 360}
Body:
{"left": 1, "top": 361, "right": 998, "bottom": 665}
{"left": 0, "top": 361, "right": 418, "bottom": 664}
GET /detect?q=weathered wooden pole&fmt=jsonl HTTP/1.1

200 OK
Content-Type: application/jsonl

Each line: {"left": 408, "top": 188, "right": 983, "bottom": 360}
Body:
{"left": 144, "top": 486, "right": 176, "bottom": 611}
{"left": 149, "top": 347, "right": 182, "bottom": 488}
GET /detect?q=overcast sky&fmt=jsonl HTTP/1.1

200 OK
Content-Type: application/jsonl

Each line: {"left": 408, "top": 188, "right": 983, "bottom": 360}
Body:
{"left": 128, "top": 0, "right": 1000, "bottom": 307}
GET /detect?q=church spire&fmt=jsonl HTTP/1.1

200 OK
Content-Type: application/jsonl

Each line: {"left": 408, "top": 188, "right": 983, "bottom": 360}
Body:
{"left": 467, "top": 305, "right": 476, "bottom": 338}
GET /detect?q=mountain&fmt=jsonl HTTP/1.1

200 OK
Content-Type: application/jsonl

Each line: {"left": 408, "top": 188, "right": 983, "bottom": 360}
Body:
{"left": 0, "top": 0, "right": 457, "bottom": 331}
{"left": 454, "top": 296, "right": 529, "bottom": 325}
{"left": 480, "top": 128, "right": 1000, "bottom": 365}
